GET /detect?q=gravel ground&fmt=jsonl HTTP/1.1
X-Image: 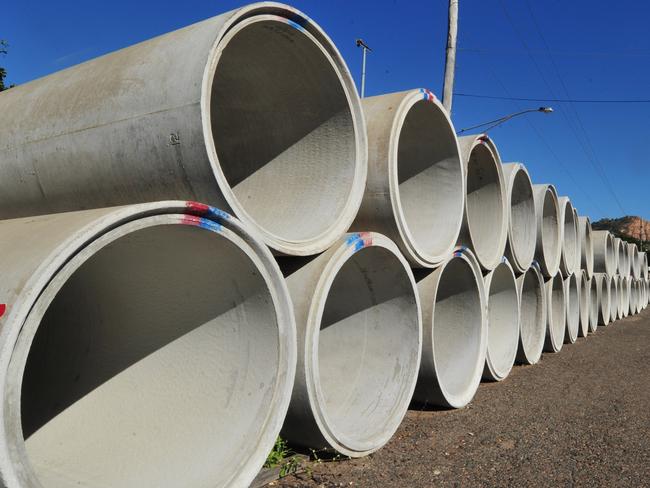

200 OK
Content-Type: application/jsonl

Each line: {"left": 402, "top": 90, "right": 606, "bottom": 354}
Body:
{"left": 275, "top": 307, "right": 650, "bottom": 487}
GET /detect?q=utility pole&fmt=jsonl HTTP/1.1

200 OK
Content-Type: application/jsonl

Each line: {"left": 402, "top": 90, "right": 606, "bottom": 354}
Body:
{"left": 442, "top": 0, "right": 458, "bottom": 114}
{"left": 356, "top": 39, "right": 371, "bottom": 98}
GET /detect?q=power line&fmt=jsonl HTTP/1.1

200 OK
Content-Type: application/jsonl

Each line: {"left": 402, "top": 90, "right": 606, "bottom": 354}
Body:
{"left": 455, "top": 93, "right": 650, "bottom": 103}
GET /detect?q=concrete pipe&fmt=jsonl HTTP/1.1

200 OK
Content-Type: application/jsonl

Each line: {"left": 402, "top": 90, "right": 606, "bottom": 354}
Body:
{"left": 558, "top": 197, "right": 579, "bottom": 276}
{"left": 594, "top": 273, "right": 611, "bottom": 326}
{"left": 280, "top": 232, "right": 422, "bottom": 457}
{"left": 455, "top": 135, "right": 508, "bottom": 271}
{"left": 631, "top": 279, "right": 639, "bottom": 314}
{"left": 532, "top": 184, "right": 561, "bottom": 278}
{"left": 622, "top": 276, "right": 631, "bottom": 318}
{"left": 577, "top": 270, "right": 590, "bottom": 338}
{"left": 0, "top": 201, "right": 297, "bottom": 488}
{"left": 588, "top": 276, "right": 599, "bottom": 333}
{"left": 629, "top": 243, "right": 640, "bottom": 279}
{"left": 564, "top": 273, "right": 580, "bottom": 344}
{"left": 614, "top": 238, "right": 627, "bottom": 278}
{"left": 413, "top": 247, "right": 487, "bottom": 409}
{"left": 592, "top": 230, "right": 616, "bottom": 276}
{"left": 544, "top": 273, "right": 566, "bottom": 353}
{"left": 609, "top": 275, "right": 621, "bottom": 322}
{"left": 502, "top": 163, "right": 537, "bottom": 274}
{"left": 640, "top": 252, "right": 649, "bottom": 280}
{"left": 482, "top": 259, "right": 519, "bottom": 381}
{"left": 352, "top": 89, "right": 463, "bottom": 267}
{"left": 0, "top": 3, "right": 367, "bottom": 256}
{"left": 578, "top": 216, "right": 594, "bottom": 278}
{"left": 573, "top": 207, "right": 582, "bottom": 277}
{"left": 515, "top": 264, "right": 546, "bottom": 365}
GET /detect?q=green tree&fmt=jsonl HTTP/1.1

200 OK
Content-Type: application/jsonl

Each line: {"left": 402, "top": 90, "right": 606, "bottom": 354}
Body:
{"left": 1, "top": 40, "right": 10, "bottom": 91}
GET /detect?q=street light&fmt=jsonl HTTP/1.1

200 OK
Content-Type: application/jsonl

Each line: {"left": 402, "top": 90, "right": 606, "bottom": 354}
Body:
{"left": 458, "top": 106, "right": 553, "bottom": 134}
{"left": 355, "top": 38, "right": 371, "bottom": 98}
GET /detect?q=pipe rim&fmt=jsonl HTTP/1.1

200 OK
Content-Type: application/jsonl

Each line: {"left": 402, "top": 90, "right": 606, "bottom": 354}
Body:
{"left": 564, "top": 272, "right": 580, "bottom": 344}
{"left": 578, "top": 270, "right": 590, "bottom": 337}
{"left": 595, "top": 273, "right": 611, "bottom": 326}
{"left": 545, "top": 273, "right": 566, "bottom": 352}
{"left": 0, "top": 203, "right": 296, "bottom": 488}
{"left": 201, "top": 4, "right": 367, "bottom": 255}
{"left": 516, "top": 264, "right": 546, "bottom": 364}
{"left": 533, "top": 184, "right": 561, "bottom": 277}
{"left": 389, "top": 90, "right": 465, "bottom": 266}
{"left": 504, "top": 163, "right": 536, "bottom": 272}
{"left": 304, "top": 233, "right": 422, "bottom": 457}
{"left": 579, "top": 216, "right": 594, "bottom": 278}
{"left": 558, "top": 197, "right": 578, "bottom": 276}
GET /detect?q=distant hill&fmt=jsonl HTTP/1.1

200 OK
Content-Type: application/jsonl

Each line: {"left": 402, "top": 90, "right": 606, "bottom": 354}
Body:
{"left": 592, "top": 216, "right": 649, "bottom": 251}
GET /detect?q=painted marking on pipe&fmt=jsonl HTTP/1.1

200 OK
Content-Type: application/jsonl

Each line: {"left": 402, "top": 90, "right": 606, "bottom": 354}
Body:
{"left": 185, "top": 202, "right": 232, "bottom": 222}
{"left": 501, "top": 256, "right": 507, "bottom": 264}
{"left": 286, "top": 19, "right": 306, "bottom": 32}
{"left": 286, "top": 14, "right": 308, "bottom": 32}
{"left": 180, "top": 215, "right": 222, "bottom": 232}
{"left": 346, "top": 232, "right": 373, "bottom": 251}
{"left": 0, "top": 304, "right": 6, "bottom": 319}
{"left": 420, "top": 88, "right": 436, "bottom": 102}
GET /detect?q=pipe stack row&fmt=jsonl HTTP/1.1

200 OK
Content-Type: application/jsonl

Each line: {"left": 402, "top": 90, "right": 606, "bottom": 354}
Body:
{"left": 0, "top": 3, "right": 646, "bottom": 487}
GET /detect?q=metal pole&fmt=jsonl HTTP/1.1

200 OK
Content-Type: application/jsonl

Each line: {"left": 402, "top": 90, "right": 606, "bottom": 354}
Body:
{"left": 356, "top": 39, "right": 372, "bottom": 98}
{"left": 442, "top": 0, "right": 459, "bottom": 114}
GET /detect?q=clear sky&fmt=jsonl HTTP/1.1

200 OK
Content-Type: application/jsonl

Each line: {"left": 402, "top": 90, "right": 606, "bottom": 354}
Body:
{"left": 1, "top": 0, "right": 648, "bottom": 221}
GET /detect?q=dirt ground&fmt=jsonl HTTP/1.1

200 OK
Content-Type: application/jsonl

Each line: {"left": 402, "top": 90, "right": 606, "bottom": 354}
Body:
{"left": 275, "top": 307, "right": 650, "bottom": 487}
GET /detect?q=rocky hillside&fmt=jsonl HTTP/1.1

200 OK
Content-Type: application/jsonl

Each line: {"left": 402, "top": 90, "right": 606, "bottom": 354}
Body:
{"left": 592, "top": 216, "right": 650, "bottom": 251}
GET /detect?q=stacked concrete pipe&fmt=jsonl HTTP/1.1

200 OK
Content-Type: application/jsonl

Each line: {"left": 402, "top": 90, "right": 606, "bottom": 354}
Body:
{"left": 502, "top": 163, "right": 537, "bottom": 274}
{"left": 622, "top": 276, "right": 631, "bottom": 317}
{"left": 413, "top": 248, "right": 487, "bottom": 408}
{"left": 577, "top": 271, "right": 590, "bottom": 338}
{"left": 280, "top": 232, "right": 422, "bottom": 457}
{"left": 0, "top": 201, "right": 296, "bottom": 488}
{"left": 515, "top": 264, "right": 547, "bottom": 365}
{"left": 558, "top": 197, "right": 579, "bottom": 276}
{"left": 610, "top": 276, "right": 620, "bottom": 322}
{"left": 532, "top": 184, "right": 561, "bottom": 278}
{"left": 352, "top": 89, "right": 463, "bottom": 267}
{"left": 640, "top": 252, "right": 649, "bottom": 280}
{"left": 629, "top": 243, "right": 640, "bottom": 279}
{"left": 614, "top": 238, "right": 626, "bottom": 278}
{"left": 564, "top": 273, "right": 580, "bottom": 344}
{"left": 578, "top": 216, "right": 594, "bottom": 278}
{"left": 588, "top": 275, "right": 599, "bottom": 333}
{"left": 594, "top": 273, "right": 611, "bottom": 326}
{"left": 592, "top": 230, "right": 616, "bottom": 276}
{"left": 483, "top": 259, "right": 519, "bottom": 381}
{"left": 544, "top": 273, "right": 566, "bottom": 353}
{"left": 0, "top": 3, "right": 367, "bottom": 256}
{"left": 456, "top": 135, "right": 508, "bottom": 271}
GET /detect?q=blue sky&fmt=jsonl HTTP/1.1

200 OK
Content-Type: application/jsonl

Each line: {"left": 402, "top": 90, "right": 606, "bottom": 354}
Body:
{"left": 2, "top": 0, "right": 649, "bottom": 221}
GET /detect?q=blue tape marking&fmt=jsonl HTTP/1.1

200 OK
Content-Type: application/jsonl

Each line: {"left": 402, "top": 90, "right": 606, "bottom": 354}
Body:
{"left": 287, "top": 19, "right": 306, "bottom": 32}
{"left": 206, "top": 206, "right": 231, "bottom": 221}
{"left": 354, "top": 240, "right": 364, "bottom": 251}
{"left": 501, "top": 256, "right": 507, "bottom": 264}
{"left": 460, "top": 246, "right": 468, "bottom": 252}
{"left": 345, "top": 233, "right": 361, "bottom": 246}
{"left": 198, "top": 217, "right": 222, "bottom": 233}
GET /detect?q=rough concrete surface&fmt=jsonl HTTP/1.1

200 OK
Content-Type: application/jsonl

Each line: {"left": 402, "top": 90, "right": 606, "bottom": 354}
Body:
{"left": 276, "top": 307, "right": 650, "bottom": 487}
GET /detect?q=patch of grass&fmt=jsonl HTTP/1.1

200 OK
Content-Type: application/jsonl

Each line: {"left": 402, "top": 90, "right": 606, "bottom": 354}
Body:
{"left": 264, "top": 437, "right": 300, "bottom": 478}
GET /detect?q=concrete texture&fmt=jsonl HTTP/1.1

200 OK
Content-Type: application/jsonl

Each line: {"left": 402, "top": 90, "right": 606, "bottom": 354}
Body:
{"left": 558, "top": 197, "right": 579, "bottom": 277}
{"left": 502, "top": 163, "right": 536, "bottom": 274}
{"left": 457, "top": 135, "right": 508, "bottom": 271}
{"left": 483, "top": 260, "right": 519, "bottom": 381}
{"left": 413, "top": 248, "right": 487, "bottom": 409}
{"left": 564, "top": 273, "right": 580, "bottom": 344}
{"left": 543, "top": 273, "right": 566, "bottom": 353}
{"left": 277, "top": 307, "right": 650, "bottom": 488}
{"left": 0, "top": 201, "right": 296, "bottom": 488}
{"left": 515, "top": 265, "right": 546, "bottom": 365}
{"left": 592, "top": 230, "right": 616, "bottom": 276}
{"left": 532, "top": 184, "right": 561, "bottom": 278}
{"left": 0, "top": 3, "right": 367, "bottom": 256}
{"left": 279, "top": 232, "right": 422, "bottom": 457}
{"left": 351, "top": 90, "right": 463, "bottom": 267}
{"left": 578, "top": 216, "right": 594, "bottom": 278}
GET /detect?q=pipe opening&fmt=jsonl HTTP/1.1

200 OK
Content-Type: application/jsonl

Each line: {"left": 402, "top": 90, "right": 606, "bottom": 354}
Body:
{"left": 432, "top": 258, "right": 483, "bottom": 401}
{"left": 397, "top": 100, "right": 463, "bottom": 258}
{"left": 484, "top": 264, "right": 518, "bottom": 380}
{"left": 210, "top": 18, "right": 357, "bottom": 242}
{"left": 589, "top": 278, "right": 598, "bottom": 331}
{"left": 578, "top": 274, "right": 589, "bottom": 337}
{"left": 509, "top": 170, "right": 535, "bottom": 265}
{"left": 561, "top": 202, "right": 577, "bottom": 271}
{"left": 546, "top": 274, "right": 565, "bottom": 351}
{"left": 317, "top": 245, "right": 419, "bottom": 451}
{"left": 519, "top": 269, "right": 544, "bottom": 362}
{"left": 611, "top": 279, "right": 619, "bottom": 322}
{"left": 465, "top": 144, "right": 503, "bottom": 264}
{"left": 16, "top": 222, "right": 279, "bottom": 487}
{"left": 565, "top": 274, "right": 579, "bottom": 343}
{"left": 541, "top": 190, "right": 559, "bottom": 267}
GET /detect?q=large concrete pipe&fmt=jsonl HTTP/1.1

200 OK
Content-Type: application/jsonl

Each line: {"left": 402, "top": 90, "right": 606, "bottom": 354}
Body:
{"left": 532, "top": 184, "right": 561, "bottom": 277}
{"left": 622, "top": 276, "right": 631, "bottom": 317}
{"left": 413, "top": 247, "right": 487, "bottom": 409}
{"left": 564, "top": 273, "right": 580, "bottom": 344}
{"left": 352, "top": 89, "right": 463, "bottom": 267}
{"left": 609, "top": 275, "right": 621, "bottom": 322}
{"left": 629, "top": 243, "right": 640, "bottom": 279}
{"left": 0, "top": 3, "right": 367, "bottom": 256}
{"left": 577, "top": 271, "right": 590, "bottom": 338}
{"left": 558, "top": 197, "right": 579, "bottom": 276}
{"left": 0, "top": 201, "right": 297, "bottom": 488}
{"left": 544, "top": 273, "right": 566, "bottom": 353}
{"left": 594, "top": 273, "right": 611, "bottom": 326}
{"left": 515, "top": 264, "right": 546, "bottom": 365}
{"left": 588, "top": 276, "right": 599, "bottom": 333}
{"left": 614, "top": 238, "right": 627, "bottom": 278}
{"left": 578, "top": 216, "right": 594, "bottom": 278}
{"left": 592, "top": 230, "right": 616, "bottom": 276}
{"left": 640, "top": 252, "right": 649, "bottom": 280}
{"left": 280, "top": 232, "right": 421, "bottom": 457}
{"left": 455, "top": 135, "right": 508, "bottom": 271}
{"left": 631, "top": 279, "right": 639, "bottom": 314}
{"left": 502, "top": 163, "right": 537, "bottom": 274}
{"left": 482, "top": 260, "right": 519, "bottom": 381}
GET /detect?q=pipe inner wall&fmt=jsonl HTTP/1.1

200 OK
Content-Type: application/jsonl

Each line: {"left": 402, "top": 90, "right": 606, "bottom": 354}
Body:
{"left": 516, "top": 265, "right": 546, "bottom": 365}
